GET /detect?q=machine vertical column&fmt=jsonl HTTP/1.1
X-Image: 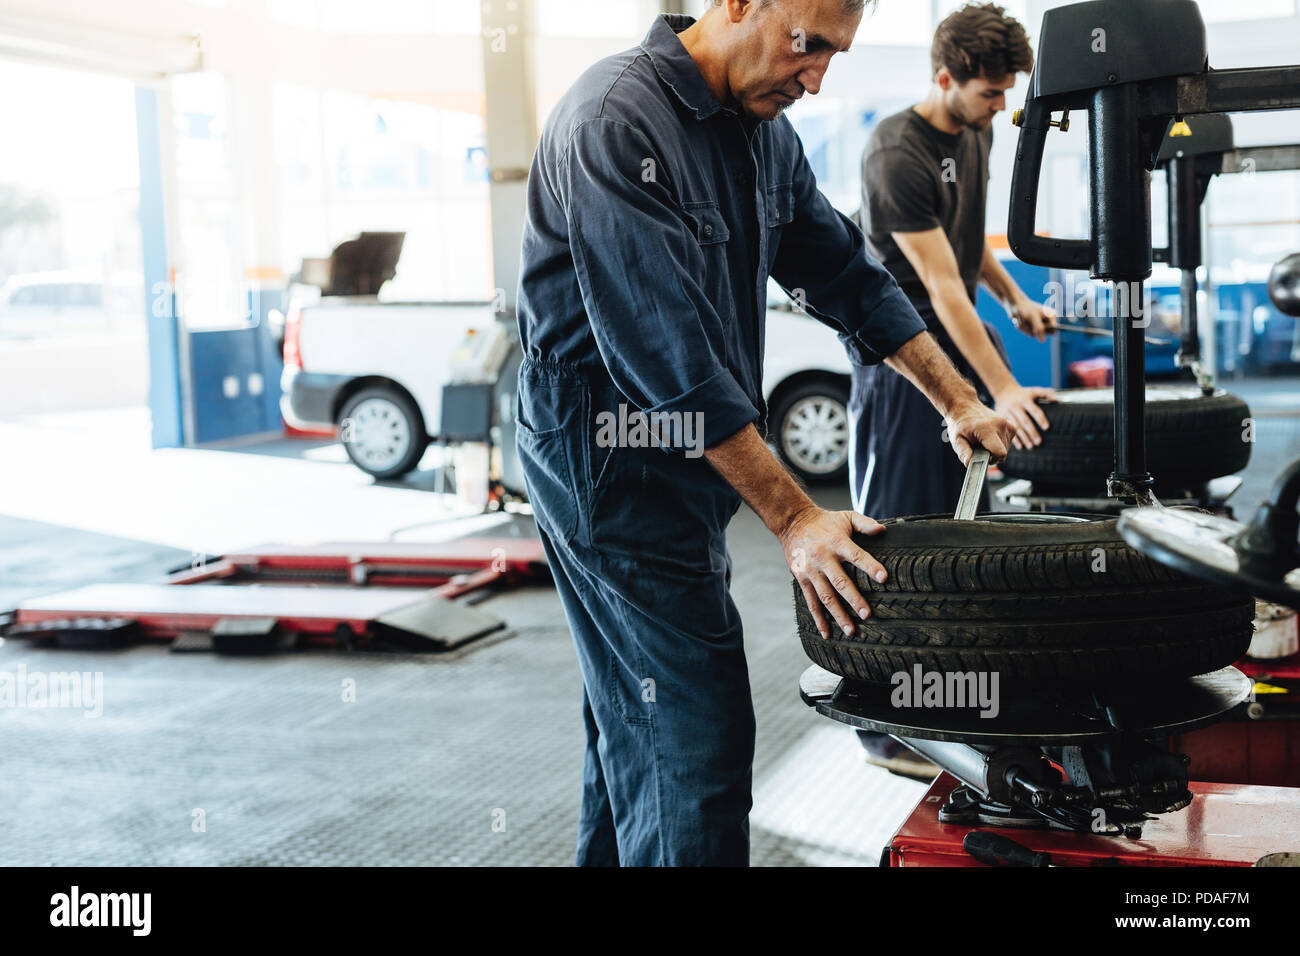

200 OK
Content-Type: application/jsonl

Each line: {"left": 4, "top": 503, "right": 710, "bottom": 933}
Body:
{"left": 1090, "top": 84, "right": 1154, "bottom": 498}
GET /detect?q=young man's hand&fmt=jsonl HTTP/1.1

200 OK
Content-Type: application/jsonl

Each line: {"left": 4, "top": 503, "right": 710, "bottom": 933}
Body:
{"left": 1010, "top": 296, "right": 1059, "bottom": 342}
{"left": 779, "top": 506, "right": 888, "bottom": 640}
{"left": 945, "top": 399, "right": 1015, "bottom": 466}
{"left": 993, "top": 384, "right": 1055, "bottom": 449}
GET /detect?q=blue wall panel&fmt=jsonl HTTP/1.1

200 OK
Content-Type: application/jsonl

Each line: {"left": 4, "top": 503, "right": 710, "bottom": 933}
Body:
{"left": 134, "top": 86, "right": 184, "bottom": 449}
{"left": 975, "top": 258, "right": 1055, "bottom": 388}
{"left": 187, "top": 287, "right": 286, "bottom": 444}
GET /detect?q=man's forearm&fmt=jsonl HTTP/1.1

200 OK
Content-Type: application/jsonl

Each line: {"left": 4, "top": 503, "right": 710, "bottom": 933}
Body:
{"left": 885, "top": 331, "right": 986, "bottom": 419}
{"left": 922, "top": 282, "right": 1017, "bottom": 397}
{"left": 704, "top": 423, "right": 815, "bottom": 538}
{"left": 979, "top": 242, "right": 1023, "bottom": 308}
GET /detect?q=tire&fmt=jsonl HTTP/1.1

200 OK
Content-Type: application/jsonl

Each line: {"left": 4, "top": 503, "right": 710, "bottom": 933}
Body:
{"left": 795, "top": 513, "right": 1254, "bottom": 689}
{"left": 1000, "top": 386, "right": 1251, "bottom": 491}
{"left": 338, "top": 385, "right": 427, "bottom": 479}
{"left": 770, "top": 378, "right": 850, "bottom": 485}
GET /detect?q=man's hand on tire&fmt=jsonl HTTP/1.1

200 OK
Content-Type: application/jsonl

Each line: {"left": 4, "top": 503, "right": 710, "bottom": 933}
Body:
{"left": 993, "top": 384, "right": 1055, "bottom": 450}
{"left": 945, "top": 400, "right": 1015, "bottom": 466}
{"left": 779, "top": 506, "right": 888, "bottom": 640}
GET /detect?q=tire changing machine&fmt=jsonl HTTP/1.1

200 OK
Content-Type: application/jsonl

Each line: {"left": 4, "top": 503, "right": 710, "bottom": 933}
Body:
{"left": 994, "top": 113, "right": 1300, "bottom": 519}
{"left": 800, "top": 0, "right": 1300, "bottom": 866}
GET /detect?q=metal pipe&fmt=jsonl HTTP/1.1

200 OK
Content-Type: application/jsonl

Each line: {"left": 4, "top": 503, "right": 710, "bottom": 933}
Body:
{"left": 1167, "top": 153, "right": 1203, "bottom": 368}
{"left": 1111, "top": 282, "right": 1151, "bottom": 496}
{"left": 896, "top": 737, "right": 990, "bottom": 795}
{"left": 1179, "top": 270, "right": 1199, "bottom": 364}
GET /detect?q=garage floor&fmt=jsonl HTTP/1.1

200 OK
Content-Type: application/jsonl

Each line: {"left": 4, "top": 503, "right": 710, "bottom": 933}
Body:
{"left": 2, "top": 377, "right": 1297, "bottom": 866}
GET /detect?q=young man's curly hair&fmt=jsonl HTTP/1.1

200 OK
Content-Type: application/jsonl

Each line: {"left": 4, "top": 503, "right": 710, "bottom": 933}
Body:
{"left": 931, "top": 3, "right": 1033, "bottom": 84}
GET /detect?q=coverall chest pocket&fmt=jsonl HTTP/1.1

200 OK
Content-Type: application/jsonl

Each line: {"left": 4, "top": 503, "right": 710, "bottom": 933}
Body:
{"left": 764, "top": 182, "right": 794, "bottom": 272}
{"left": 683, "top": 200, "right": 734, "bottom": 326}
{"left": 765, "top": 181, "right": 794, "bottom": 228}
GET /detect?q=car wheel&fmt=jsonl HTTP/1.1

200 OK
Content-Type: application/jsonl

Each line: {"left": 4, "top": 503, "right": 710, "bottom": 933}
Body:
{"left": 1000, "top": 386, "right": 1252, "bottom": 491}
{"left": 771, "top": 379, "right": 850, "bottom": 485}
{"left": 338, "top": 386, "right": 427, "bottom": 479}
{"left": 795, "top": 513, "right": 1253, "bottom": 690}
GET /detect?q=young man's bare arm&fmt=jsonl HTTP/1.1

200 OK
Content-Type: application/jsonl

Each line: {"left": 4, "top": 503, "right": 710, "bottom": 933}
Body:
{"left": 883, "top": 330, "right": 1012, "bottom": 465}
{"left": 893, "top": 227, "right": 1053, "bottom": 448}
{"left": 979, "top": 241, "right": 1058, "bottom": 340}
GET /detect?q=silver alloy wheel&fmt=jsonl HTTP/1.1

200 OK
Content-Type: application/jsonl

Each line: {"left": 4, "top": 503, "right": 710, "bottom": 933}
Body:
{"left": 781, "top": 394, "right": 849, "bottom": 476}
{"left": 345, "top": 396, "right": 412, "bottom": 473}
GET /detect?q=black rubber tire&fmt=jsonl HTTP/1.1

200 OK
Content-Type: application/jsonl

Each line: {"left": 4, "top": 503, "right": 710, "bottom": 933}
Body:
{"left": 794, "top": 513, "right": 1254, "bottom": 689}
{"left": 770, "top": 378, "right": 850, "bottom": 485}
{"left": 999, "top": 386, "right": 1251, "bottom": 491}
{"left": 338, "top": 385, "right": 427, "bottom": 480}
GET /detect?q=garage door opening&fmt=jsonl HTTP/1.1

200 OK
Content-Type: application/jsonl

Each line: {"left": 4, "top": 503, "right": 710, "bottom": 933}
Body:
{"left": 0, "top": 57, "right": 148, "bottom": 432}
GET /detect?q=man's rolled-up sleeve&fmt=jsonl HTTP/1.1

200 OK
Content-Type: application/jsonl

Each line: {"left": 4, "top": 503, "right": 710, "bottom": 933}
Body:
{"left": 770, "top": 136, "right": 927, "bottom": 366}
{"left": 561, "top": 117, "right": 759, "bottom": 449}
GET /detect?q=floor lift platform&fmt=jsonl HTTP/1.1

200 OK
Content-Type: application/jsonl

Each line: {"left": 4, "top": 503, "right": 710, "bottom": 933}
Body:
{"left": 6, "top": 536, "right": 548, "bottom": 653}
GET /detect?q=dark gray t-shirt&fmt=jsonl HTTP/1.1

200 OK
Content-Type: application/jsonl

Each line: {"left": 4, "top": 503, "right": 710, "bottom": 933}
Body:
{"left": 859, "top": 107, "right": 992, "bottom": 309}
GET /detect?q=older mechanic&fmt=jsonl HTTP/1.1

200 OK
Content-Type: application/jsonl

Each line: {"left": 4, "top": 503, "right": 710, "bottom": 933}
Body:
{"left": 515, "top": 0, "right": 1014, "bottom": 866}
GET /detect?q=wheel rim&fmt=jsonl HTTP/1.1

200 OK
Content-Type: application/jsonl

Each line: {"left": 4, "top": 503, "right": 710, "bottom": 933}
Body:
{"left": 896, "top": 512, "right": 1096, "bottom": 525}
{"left": 781, "top": 394, "right": 849, "bottom": 475}
{"left": 1051, "top": 385, "right": 1226, "bottom": 404}
{"left": 345, "top": 397, "right": 412, "bottom": 472}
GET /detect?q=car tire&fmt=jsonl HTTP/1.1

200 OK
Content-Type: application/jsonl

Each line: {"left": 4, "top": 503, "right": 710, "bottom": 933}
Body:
{"left": 1000, "top": 386, "right": 1252, "bottom": 491}
{"left": 794, "top": 513, "right": 1254, "bottom": 689}
{"left": 770, "top": 378, "right": 851, "bottom": 485}
{"left": 338, "top": 385, "right": 427, "bottom": 480}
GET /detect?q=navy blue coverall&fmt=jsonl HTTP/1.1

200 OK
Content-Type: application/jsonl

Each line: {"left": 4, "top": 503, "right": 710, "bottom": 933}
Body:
{"left": 515, "top": 13, "right": 927, "bottom": 866}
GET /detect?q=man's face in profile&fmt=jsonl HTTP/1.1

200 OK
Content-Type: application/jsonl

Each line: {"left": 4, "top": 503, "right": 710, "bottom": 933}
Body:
{"left": 728, "top": 0, "right": 861, "bottom": 121}
{"left": 945, "top": 72, "right": 1016, "bottom": 131}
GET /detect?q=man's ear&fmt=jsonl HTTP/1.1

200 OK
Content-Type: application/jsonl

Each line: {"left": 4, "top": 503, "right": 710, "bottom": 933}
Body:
{"left": 934, "top": 67, "right": 953, "bottom": 91}
{"left": 724, "top": 0, "right": 756, "bottom": 25}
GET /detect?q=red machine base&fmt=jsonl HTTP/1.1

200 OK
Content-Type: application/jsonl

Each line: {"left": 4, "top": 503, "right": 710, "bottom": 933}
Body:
{"left": 888, "top": 773, "right": 1300, "bottom": 867}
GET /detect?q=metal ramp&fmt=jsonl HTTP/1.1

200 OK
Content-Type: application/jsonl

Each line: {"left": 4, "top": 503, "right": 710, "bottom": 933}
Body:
{"left": 7, "top": 536, "right": 547, "bottom": 653}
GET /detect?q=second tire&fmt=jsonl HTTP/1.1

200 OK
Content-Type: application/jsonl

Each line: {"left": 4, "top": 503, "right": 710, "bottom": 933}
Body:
{"left": 999, "top": 386, "right": 1251, "bottom": 491}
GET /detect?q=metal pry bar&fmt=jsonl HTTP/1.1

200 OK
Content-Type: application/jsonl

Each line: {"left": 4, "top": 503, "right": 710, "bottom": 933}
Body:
{"left": 954, "top": 448, "right": 992, "bottom": 520}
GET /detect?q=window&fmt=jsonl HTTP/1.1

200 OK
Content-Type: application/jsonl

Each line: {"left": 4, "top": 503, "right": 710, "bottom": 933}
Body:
{"left": 936, "top": 1, "right": 1030, "bottom": 28}
{"left": 0, "top": 58, "right": 143, "bottom": 350}
{"left": 68, "top": 283, "right": 103, "bottom": 307}
{"left": 853, "top": 2, "right": 932, "bottom": 46}
{"left": 1194, "top": 0, "right": 1297, "bottom": 21}
{"left": 171, "top": 71, "right": 245, "bottom": 330}
{"left": 535, "top": 0, "right": 660, "bottom": 38}
{"left": 271, "top": 0, "right": 481, "bottom": 33}
{"left": 275, "top": 86, "right": 492, "bottom": 300}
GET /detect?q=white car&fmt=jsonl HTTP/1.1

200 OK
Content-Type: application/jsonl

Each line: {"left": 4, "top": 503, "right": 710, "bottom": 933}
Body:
{"left": 0, "top": 272, "right": 107, "bottom": 338}
{"left": 281, "top": 295, "right": 854, "bottom": 486}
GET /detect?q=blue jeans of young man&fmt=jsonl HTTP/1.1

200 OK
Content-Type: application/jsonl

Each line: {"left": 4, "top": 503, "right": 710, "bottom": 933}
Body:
{"left": 516, "top": 358, "right": 755, "bottom": 866}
